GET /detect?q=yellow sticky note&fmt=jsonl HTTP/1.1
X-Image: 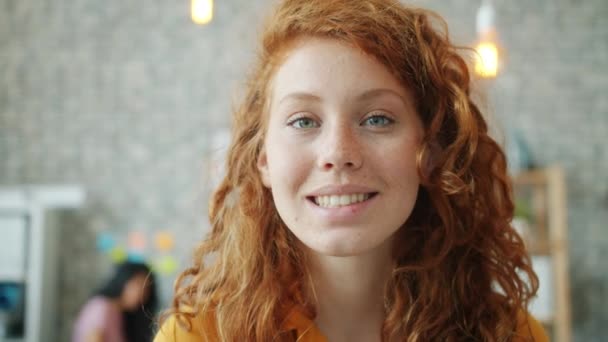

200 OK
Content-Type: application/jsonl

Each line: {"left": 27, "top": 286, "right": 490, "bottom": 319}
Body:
{"left": 155, "top": 231, "right": 175, "bottom": 252}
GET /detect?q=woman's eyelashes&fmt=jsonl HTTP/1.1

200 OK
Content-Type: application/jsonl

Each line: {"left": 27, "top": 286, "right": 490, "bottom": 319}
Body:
{"left": 361, "top": 113, "right": 395, "bottom": 127}
{"left": 286, "top": 111, "right": 396, "bottom": 130}
{"left": 286, "top": 115, "right": 319, "bottom": 129}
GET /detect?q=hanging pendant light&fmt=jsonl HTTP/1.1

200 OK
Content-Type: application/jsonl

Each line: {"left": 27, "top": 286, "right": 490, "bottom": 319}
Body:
{"left": 475, "top": 0, "right": 499, "bottom": 78}
{"left": 192, "top": 0, "right": 213, "bottom": 25}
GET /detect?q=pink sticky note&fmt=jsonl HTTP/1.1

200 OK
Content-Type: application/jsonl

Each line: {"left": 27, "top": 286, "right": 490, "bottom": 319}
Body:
{"left": 128, "top": 230, "right": 147, "bottom": 251}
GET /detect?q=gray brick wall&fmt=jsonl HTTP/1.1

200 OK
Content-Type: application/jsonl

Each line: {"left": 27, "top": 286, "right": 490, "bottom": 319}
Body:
{"left": 1, "top": 0, "right": 606, "bottom": 341}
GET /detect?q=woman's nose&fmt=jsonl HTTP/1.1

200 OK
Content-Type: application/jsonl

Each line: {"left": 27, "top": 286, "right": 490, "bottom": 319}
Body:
{"left": 316, "top": 123, "right": 363, "bottom": 172}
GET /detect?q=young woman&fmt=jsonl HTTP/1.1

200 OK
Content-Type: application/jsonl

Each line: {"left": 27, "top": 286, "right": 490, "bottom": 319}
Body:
{"left": 73, "top": 262, "right": 158, "bottom": 342}
{"left": 156, "top": 0, "right": 548, "bottom": 340}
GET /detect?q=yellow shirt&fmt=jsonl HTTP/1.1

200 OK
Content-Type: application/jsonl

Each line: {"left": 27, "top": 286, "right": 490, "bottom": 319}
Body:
{"left": 154, "top": 308, "right": 549, "bottom": 341}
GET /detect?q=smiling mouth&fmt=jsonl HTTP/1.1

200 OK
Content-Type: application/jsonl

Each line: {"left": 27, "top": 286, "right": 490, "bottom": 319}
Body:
{"left": 307, "top": 193, "right": 378, "bottom": 208}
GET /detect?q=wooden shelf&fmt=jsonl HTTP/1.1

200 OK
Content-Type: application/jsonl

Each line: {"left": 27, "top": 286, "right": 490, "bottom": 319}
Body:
{"left": 513, "top": 166, "right": 571, "bottom": 342}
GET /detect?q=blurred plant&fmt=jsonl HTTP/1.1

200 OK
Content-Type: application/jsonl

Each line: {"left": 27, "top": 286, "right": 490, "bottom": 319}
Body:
{"left": 514, "top": 198, "right": 534, "bottom": 223}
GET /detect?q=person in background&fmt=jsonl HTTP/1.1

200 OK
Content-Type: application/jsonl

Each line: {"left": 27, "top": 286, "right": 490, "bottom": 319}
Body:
{"left": 156, "top": 0, "right": 549, "bottom": 340}
{"left": 73, "top": 261, "right": 158, "bottom": 342}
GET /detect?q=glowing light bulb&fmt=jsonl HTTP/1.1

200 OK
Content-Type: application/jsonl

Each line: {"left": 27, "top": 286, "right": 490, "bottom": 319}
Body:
{"left": 474, "top": 0, "right": 500, "bottom": 78}
{"left": 192, "top": 0, "right": 213, "bottom": 25}
{"left": 475, "top": 42, "right": 498, "bottom": 78}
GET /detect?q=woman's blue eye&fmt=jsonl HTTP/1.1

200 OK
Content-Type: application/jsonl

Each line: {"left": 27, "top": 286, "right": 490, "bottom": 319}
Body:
{"left": 289, "top": 117, "right": 318, "bottom": 129}
{"left": 363, "top": 115, "right": 393, "bottom": 127}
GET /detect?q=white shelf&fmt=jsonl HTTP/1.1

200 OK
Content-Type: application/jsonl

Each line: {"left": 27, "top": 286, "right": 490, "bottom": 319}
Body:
{"left": 0, "top": 185, "right": 86, "bottom": 342}
{"left": 0, "top": 270, "right": 26, "bottom": 283}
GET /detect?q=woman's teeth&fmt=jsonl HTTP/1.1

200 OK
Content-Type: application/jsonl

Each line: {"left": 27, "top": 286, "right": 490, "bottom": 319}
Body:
{"left": 314, "top": 193, "right": 371, "bottom": 208}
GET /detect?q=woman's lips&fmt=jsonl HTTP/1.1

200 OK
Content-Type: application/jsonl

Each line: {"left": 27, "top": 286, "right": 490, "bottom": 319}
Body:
{"left": 305, "top": 192, "right": 379, "bottom": 222}
{"left": 308, "top": 192, "right": 378, "bottom": 208}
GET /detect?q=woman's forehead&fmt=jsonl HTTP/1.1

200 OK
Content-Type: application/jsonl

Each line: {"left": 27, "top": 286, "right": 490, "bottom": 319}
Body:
{"left": 269, "top": 37, "right": 413, "bottom": 109}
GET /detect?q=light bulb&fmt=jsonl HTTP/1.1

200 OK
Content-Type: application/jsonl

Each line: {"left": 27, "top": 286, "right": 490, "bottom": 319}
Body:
{"left": 192, "top": 0, "right": 213, "bottom": 25}
{"left": 475, "top": 42, "right": 498, "bottom": 78}
{"left": 474, "top": 0, "right": 499, "bottom": 78}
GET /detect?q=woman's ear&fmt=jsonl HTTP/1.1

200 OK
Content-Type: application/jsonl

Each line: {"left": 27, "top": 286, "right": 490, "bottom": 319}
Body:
{"left": 257, "top": 148, "right": 271, "bottom": 188}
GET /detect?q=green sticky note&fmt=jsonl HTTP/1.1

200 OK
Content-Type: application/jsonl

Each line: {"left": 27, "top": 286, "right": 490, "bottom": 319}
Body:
{"left": 109, "top": 246, "right": 127, "bottom": 263}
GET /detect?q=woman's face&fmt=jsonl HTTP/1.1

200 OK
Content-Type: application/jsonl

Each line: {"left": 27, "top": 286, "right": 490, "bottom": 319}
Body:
{"left": 121, "top": 273, "right": 149, "bottom": 311}
{"left": 258, "top": 37, "right": 423, "bottom": 257}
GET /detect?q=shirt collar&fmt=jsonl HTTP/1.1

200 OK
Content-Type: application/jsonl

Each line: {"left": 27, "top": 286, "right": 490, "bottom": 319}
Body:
{"left": 281, "top": 307, "right": 328, "bottom": 341}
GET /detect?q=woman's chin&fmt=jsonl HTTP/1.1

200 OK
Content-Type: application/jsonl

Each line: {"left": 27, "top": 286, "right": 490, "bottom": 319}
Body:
{"left": 302, "top": 235, "right": 385, "bottom": 258}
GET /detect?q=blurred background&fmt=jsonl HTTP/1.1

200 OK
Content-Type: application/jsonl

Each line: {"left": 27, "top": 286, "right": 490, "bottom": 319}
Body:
{"left": 0, "top": 0, "right": 606, "bottom": 341}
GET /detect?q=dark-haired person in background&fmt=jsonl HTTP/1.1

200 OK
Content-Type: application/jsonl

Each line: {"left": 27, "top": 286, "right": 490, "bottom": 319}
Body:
{"left": 72, "top": 261, "right": 158, "bottom": 342}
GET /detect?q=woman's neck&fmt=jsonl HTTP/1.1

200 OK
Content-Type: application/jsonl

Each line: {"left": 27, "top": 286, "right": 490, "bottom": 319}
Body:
{"left": 101, "top": 296, "right": 124, "bottom": 312}
{"left": 306, "top": 239, "right": 393, "bottom": 342}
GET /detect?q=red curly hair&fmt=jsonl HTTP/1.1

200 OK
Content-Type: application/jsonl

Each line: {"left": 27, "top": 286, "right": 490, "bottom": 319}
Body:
{"left": 166, "top": 0, "right": 539, "bottom": 340}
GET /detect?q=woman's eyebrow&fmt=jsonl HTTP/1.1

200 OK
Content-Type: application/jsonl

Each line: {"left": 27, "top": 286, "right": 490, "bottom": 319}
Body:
{"left": 276, "top": 88, "right": 409, "bottom": 107}
{"left": 278, "top": 92, "right": 322, "bottom": 106}
{"left": 356, "top": 88, "right": 410, "bottom": 107}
